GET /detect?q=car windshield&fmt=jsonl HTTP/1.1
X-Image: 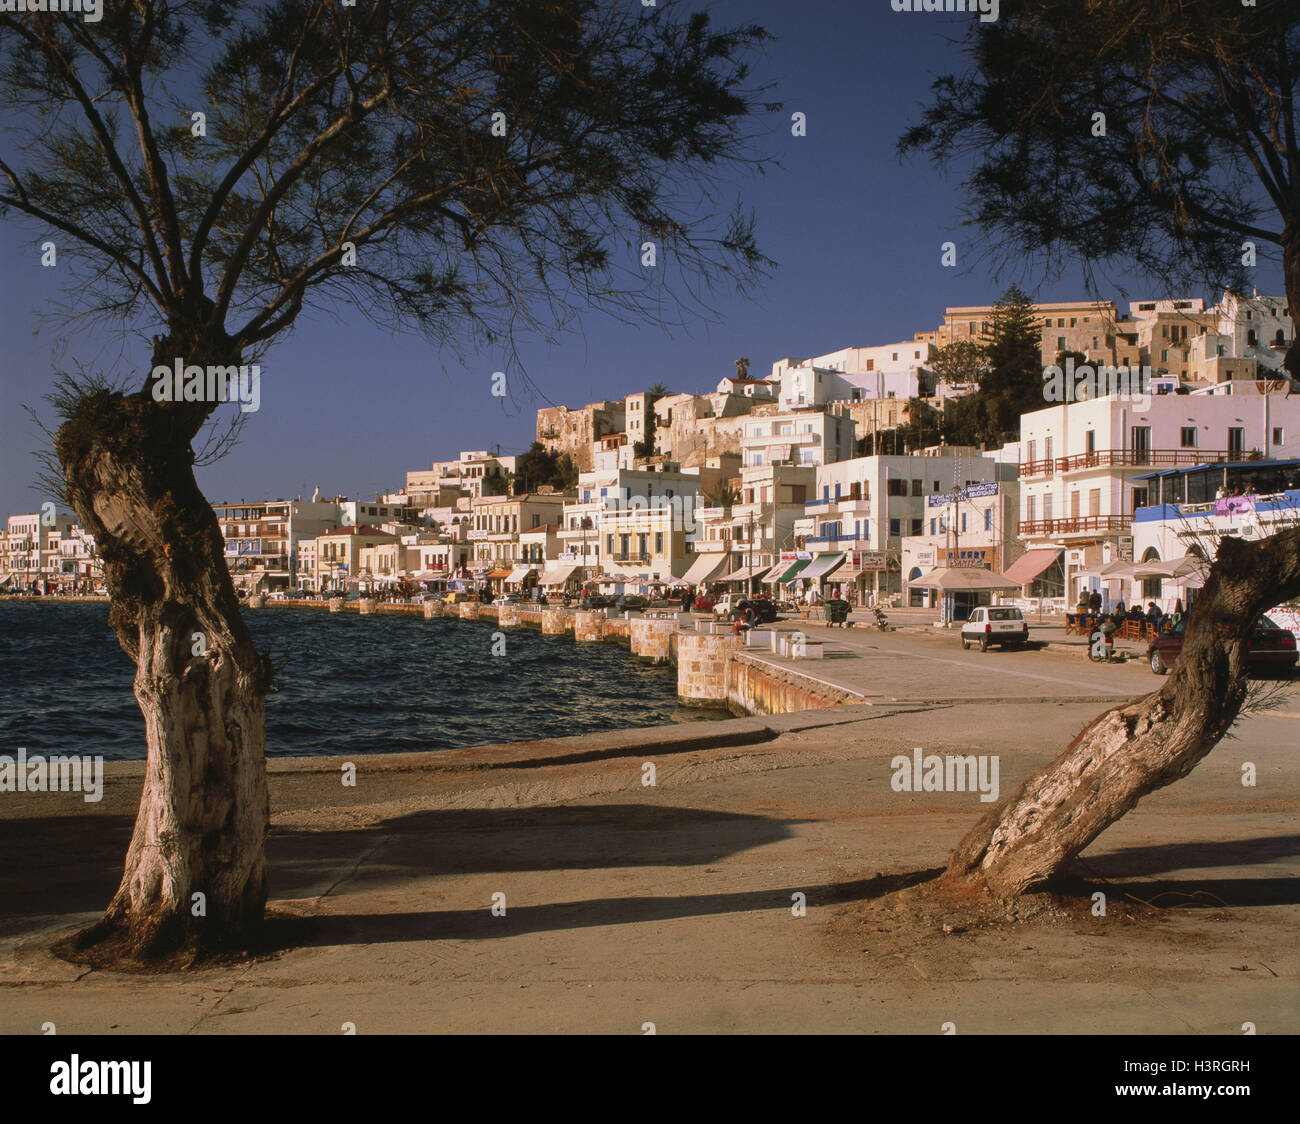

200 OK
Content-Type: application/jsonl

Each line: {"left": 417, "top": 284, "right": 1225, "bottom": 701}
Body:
{"left": 987, "top": 608, "right": 1022, "bottom": 621}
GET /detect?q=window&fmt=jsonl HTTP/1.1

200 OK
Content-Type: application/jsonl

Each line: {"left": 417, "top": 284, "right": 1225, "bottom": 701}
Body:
{"left": 911, "top": 479, "right": 923, "bottom": 496}
{"left": 1043, "top": 494, "right": 1054, "bottom": 521}
{"left": 889, "top": 518, "right": 901, "bottom": 536}
{"left": 984, "top": 509, "right": 992, "bottom": 532}
{"left": 1131, "top": 426, "right": 1151, "bottom": 462}
{"left": 892, "top": 353, "right": 898, "bottom": 361}
{"left": 606, "top": 534, "right": 614, "bottom": 554}
{"left": 1085, "top": 430, "right": 1095, "bottom": 454}
{"left": 1180, "top": 426, "right": 1197, "bottom": 448}
{"left": 1273, "top": 427, "right": 1284, "bottom": 445}
{"left": 911, "top": 518, "right": 923, "bottom": 536}
{"left": 1089, "top": 488, "right": 1101, "bottom": 517}
{"left": 1160, "top": 349, "right": 1168, "bottom": 363}
{"left": 930, "top": 518, "right": 937, "bottom": 535}
{"left": 1044, "top": 436, "right": 1053, "bottom": 461}
{"left": 1026, "top": 439, "right": 1037, "bottom": 463}
{"left": 1228, "top": 427, "right": 1245, "bottom": 454}
{"left": 865, "top": 359, "right": 874, "bottom": 370}
{"left": 654, "top": 532, "right": 664, "bottom": 554}
{"left": 932, "top": 480, "right": 941, "bottom": 492}
{"left": 887, "top": 479, "right": 907, "bottom": 496}
{"left": 960, "top": 512, "right": 967, "bottom": 533}
{"left": 1026, "top": 495, "right": 1036, "bottom": 523}
{"left": 1057, "top": 336, "right": 1066, "bottom": 350}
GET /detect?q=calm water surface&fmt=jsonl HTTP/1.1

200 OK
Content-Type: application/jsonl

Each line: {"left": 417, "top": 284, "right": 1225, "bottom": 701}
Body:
{"left": 0, "top": 601, "right": 686, "bottom": 761}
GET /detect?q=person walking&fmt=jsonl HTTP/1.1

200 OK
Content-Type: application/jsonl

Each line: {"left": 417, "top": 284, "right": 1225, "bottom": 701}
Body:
{"left": 1088, "top": 589, "right": 1102, "bottom": 615}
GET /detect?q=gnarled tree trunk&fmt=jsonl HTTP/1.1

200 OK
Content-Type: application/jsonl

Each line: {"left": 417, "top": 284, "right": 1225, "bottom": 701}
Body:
{"left": 53, "top": 336, "right": 270, "bottom": 964}
{"left": 946, "top": 530, "right": 1300, "bottom": 898}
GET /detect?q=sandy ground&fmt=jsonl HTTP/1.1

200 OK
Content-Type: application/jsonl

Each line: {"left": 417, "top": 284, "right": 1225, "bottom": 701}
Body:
{"left": 1, "top": 677, "right": 1296, "bottom": 1034}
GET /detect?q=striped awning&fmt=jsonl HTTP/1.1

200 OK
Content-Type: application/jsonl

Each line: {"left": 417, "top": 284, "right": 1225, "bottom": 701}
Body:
{"left": 539, "top": 563, "right": 579, "bottom": 586}
{"left": 680, "top": 551, "right": 728, "bottom": 585}
{"left": 766, "top": 558, "right": 811, "bottom": 584}
{"left": 506, "top": 565, "right": 537, "bottom": 584}
{"left": 800, "top": 553, "right": 846, "bottom": 581}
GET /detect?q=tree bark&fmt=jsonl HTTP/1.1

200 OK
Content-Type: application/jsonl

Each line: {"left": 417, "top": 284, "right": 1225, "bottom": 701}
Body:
{"left": 1283, "top": 223, "right": 1300, "bottom": 382}
{"left": 53, "top": 339, "right": 270, "bottom": 964}
{"left": 945, "top": 530, "right": 1300, "bottom": 899}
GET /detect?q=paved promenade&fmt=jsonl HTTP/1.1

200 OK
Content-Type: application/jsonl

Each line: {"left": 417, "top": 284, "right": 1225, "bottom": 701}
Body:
{"left": 743, "top": 608, "right": 1155, "bottom": 704}
{"left": 2, "top": 673, "right": 1295, "bottom": 1034}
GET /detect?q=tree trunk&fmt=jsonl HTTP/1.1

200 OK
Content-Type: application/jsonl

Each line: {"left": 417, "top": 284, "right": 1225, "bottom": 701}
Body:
{"left": 53, "top": 344, "right": 270, "bottom": 964}
{"left": 946, "top": 530, "right": 1300, "bottom": 899}
{"left": 1283, "top": 223, "right": 1300, "bottom": 382}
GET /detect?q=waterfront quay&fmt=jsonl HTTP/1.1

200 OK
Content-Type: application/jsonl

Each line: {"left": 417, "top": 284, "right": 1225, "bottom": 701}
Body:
{"left": 3, "top": 681, "right": 1296, "bottom": 1034}
{"left": 258, "top": 596, "right": 1154, "bottom": 712}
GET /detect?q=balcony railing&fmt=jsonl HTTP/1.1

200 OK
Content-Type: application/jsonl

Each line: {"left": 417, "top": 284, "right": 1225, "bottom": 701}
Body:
{"left": 610, "top": 552, "right": 651, "bottom": 563}
{"left": 1019, "top": 515, "right": 1130, "bottom": 536}
{"left": 1019, "top": 449, "right": 1261, "bottom": 478}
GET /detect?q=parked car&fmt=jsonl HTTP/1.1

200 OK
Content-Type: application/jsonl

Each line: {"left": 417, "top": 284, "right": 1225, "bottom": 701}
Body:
{"left": 615, "top": 594, "right": 648, "bottom": 611}
{"left": 579, "top": 594, "right": 612, "bottom": 609}
{"left": 441, "top": 590, "right": 472, "bottom": 604}
{"left": 497, "top": 593, "right": 523, "bottom": 605}
{"left": 713, "top": 594, "right": 778, "bottom": 623}
{"left": 1147, "top": 615, "right": 1299, "bottom": 676}
{"left": 689, "top": 593, "right": 717, "bottom": 612}
{"left": 960, "top": 606, "right": 1029, "bottom": 651}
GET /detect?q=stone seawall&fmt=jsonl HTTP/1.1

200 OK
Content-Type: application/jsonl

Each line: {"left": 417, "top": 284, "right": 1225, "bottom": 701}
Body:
{"left": 260, "top": 602, "right": 860, "bottom": 720}
{"left": 726, "top": 652, "right": 863, "bottom": 715}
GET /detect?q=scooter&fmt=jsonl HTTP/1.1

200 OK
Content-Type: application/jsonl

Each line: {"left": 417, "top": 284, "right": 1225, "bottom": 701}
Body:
{"left": 871, "top": 606, "right": 890, "bottom": 631}
{"left": 1088, "top": 621, "right": 1116, "bottom": 662}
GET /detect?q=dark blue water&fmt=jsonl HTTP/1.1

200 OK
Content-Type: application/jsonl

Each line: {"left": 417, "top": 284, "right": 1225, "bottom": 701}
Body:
{"left": 0, "top": 602, "right": 684, "bottom": 761}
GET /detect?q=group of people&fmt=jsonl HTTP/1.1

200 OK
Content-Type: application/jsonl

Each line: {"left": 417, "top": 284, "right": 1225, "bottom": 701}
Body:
{"left": 1075, "top": 590, "right": 1185, "bottom": 632}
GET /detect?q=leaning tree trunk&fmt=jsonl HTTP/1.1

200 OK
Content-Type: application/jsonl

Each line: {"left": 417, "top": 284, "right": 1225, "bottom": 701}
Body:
{"left": 1284, "top": 224, "right": 1300, "bottom": 382}
{"left": 946, "top": 530, "right": 1300, "bottom": 899}
{"left": 53, "top": 337, "right": 270, "bottom": 964}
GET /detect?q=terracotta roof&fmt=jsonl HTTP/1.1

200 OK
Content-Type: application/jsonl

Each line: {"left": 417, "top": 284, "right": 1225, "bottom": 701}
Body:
{"left": 318, "top": 525, "right": 391, "bottom": 537}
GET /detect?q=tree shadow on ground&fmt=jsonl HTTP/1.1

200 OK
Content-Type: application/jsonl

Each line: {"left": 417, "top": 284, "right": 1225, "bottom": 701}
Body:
{"left": 1077, "top": 834, "right": 1300, "bottom": 878}
{"left": 267, "top": 803, "right": 811, "bottom": 898}
{"left": 265, "top": 869, "right": 942, "bottom": 950}
{"left": 0, "top": 813, "right": 133, "bottom": 939}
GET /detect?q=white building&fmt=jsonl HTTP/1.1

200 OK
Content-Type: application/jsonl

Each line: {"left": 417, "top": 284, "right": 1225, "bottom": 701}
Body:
{"left": 741, "top": 408, "right": 855, "bottom": 469}
{"left": 1018, "top": 386, "right": 1300, "bottom": 603}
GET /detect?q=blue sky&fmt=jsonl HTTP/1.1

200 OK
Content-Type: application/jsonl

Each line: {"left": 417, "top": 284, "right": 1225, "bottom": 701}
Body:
{"left": 0, "top": 0, "right": 1285, "bottom": 517}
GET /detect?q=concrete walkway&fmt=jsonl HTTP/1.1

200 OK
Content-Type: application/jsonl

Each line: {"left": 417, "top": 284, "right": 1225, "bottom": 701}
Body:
{"left": 1, "top": 689, "right": 1296, "bottom": 1034}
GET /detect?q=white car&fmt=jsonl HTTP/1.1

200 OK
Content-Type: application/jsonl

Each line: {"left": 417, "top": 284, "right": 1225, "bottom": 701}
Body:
{"left": 961, "top": 606, "right": 1029, "bottom": 651}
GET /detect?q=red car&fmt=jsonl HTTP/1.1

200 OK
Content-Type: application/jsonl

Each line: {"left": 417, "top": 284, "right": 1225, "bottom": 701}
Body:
{"left": 689, "top": 593, "right": 717, "bottom": 612}
{"left": 1147, "top": 615, "right": 1299, "bottom": 677}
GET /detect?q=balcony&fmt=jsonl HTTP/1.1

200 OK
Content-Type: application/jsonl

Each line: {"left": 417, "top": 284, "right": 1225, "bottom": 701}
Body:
{"left": 1019, "top": 449, "right": 1261, "bottom": 478}
{"left": 1019, "top": 515, "right": 1130, "bottom": 537}
{"left": 610, "top": 553, "right": 651, "bottom": 563}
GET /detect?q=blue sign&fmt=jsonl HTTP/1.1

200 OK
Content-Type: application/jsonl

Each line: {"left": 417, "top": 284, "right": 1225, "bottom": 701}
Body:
{"left": 927, "top": 481, "right": 998, "bottom": 507}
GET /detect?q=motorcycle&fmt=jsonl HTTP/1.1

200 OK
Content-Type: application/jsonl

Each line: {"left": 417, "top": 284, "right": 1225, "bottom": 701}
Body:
{"left": 871, "top": 606, "right": 890, "bottom": 631}
{"left": 1088, "top": 621, "right": 1117, "bottom": 662}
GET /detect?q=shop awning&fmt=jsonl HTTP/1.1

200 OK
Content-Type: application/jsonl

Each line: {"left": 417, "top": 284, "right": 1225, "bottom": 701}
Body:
{"left": 912, "top": 567, "right": 1021, "bottom": 592}
{"left": 1002, "top": 549, "right": 1062, "bottom": 586}
{"left": 410, "top": 569, "right": 447, "bottom": 580}
{"left": 680, "top": 551, "right": 728, "bottom": 585}
{"left": 487, "top": 568, "right": 513, "bottom": 580}
{"left": 766, "top": 558, "right": 811, "bottom": 584}
{"left": 722, "top": 562, "right": 762, "bottom": 582}
{"left": 1132, "top": 555, "right": 1208, "bottom": 580}
{"left": 800, "top": 552, "right": 847, "bottom": 581}
{"left": 506, "top": 565, "right": 537, "bottom": 584}
{"left": 540, "top": 563, "right": 579, "bottom": 586}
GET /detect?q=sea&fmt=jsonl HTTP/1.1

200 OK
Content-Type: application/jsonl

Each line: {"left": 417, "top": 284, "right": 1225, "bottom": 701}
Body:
{"left": 0, "top": 601, "right": 686, "bottom": 761}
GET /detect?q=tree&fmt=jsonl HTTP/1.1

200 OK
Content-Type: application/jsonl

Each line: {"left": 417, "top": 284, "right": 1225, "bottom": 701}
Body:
{"left": 734, "top": 357, "right": 750, "bottom": 379}
{"left": 929, "top": 339, "right": 988, "bottom": 387}
{"left": 2, "top": 0, "right": 773, "bottom": 963}
{"left": 978, "top": 285, "right": 1043, "bottom": 444}
{"left": 902, "top": 0, "right": 1300, "bottom": 901}
{"left": 703, "top": 481, "right": 741, "bottom": 512}
{"left": 899, "top": 0, "right": 1291, "bottom": 370}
